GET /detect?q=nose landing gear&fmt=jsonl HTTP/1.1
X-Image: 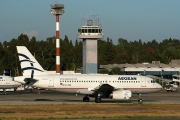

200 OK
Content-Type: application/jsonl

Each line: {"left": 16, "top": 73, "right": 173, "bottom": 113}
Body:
{"left": 3, "top": 89, "right": 7, "bottom": 95}
{"left": 138, "top": 94, "right": 143, "bottom": 103}
{"left": 95, "top": 93, "right": 102, "bottom": 103}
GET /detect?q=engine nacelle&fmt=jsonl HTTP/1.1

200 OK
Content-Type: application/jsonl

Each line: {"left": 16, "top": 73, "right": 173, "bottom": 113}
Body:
{"left": 110, "top": 90, "right": 132, "bottom": 100}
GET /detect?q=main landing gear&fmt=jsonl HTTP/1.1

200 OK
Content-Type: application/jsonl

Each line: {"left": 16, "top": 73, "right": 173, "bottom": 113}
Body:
{"left": 83, "top": 96, "right": 90, "bottom": 102}
{"left": 3, "top": 89, "right": 7, "bottom": 95}
{"left": 82, "top": 94, "right": 102, "bottom": 103}
{"left": 95, "top": 93, "right": 102, "bottom": 103}
{"left": 138, "top": 94, "right": 143, "bottom": 103}
{"left": 95, "top": 97, "right": 102, "bottom": 103}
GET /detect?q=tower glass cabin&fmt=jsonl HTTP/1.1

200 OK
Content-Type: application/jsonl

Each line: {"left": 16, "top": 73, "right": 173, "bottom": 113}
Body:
{"left": 77, "top": 19, "right": 104, "bottom": 74}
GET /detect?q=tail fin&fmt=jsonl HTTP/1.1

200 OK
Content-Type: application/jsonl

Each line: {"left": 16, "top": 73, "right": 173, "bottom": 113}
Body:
{"left": 16, "top": 46, "right": 49, "bottom": 77}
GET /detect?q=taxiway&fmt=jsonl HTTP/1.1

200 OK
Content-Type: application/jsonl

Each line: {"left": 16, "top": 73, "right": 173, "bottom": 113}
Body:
{"left": 0, "top": 88, "right": 180, "bottom": 105}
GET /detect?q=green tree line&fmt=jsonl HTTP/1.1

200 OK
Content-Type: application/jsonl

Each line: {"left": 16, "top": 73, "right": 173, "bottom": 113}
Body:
{"left": 0, "top": 34, "right": 180, "bottom": 76}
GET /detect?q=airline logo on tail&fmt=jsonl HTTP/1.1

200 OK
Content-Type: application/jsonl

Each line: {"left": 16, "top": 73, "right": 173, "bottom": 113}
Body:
{"left": 17, "top": 46, "right": 49, "bottom": 77}
{"left": 18, "top": 53, "right": 44, "bottom": 78}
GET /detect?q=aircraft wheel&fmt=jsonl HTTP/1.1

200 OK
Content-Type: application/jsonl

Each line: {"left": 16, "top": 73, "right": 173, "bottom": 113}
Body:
{"left": 3, "top": 89, "right": 7, "bottom": 95}
{"left": 83, "top": 96, "right": 90, "bottom": 102}
{"left": 95, "top": 98, "right": 102, "bottom": 103}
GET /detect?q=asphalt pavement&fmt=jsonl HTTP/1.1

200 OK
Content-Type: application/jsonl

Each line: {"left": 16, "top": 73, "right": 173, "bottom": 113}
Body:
{"left": 0, "top": 88, "right": 180, "bottom": 105}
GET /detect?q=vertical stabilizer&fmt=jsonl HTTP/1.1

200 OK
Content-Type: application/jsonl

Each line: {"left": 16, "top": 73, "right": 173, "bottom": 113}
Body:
{"left": 16, "top": 46, "right": 49, "bottom": 77}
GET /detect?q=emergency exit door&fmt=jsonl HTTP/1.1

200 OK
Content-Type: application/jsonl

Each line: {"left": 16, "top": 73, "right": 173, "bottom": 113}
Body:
{"left": 49, "top": 77, "right": 54, "bottom": 87}
{"left": 6, "top": 78, "right": 10, "bottom": 84}
{"left": 141, "top": 78, "right": 146, "bottom": 87}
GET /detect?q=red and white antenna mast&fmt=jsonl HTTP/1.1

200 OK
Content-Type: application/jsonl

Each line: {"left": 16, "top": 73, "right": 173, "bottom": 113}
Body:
{"left": 50, "top": 2, "right": 64, "bottom": 74}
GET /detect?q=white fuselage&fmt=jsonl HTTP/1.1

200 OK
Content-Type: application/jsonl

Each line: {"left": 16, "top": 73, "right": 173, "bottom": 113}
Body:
{"left": 173, "top": 75, "right": 180, "bottom": 82}
{"left": 0, "top": 76, "right": 21, "bottom": 89}
{"left": 14, "top": 74, "right": 162, "bottom": 94}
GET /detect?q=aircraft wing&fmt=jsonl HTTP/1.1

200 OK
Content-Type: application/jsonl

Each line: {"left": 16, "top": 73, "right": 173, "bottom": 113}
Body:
{"left": 93, "top": 84, "right": 114, "bottom": 91}
{"left": 87, "top": 83, "right": 127, "bottom": 98}
{"left": 89, "top": 83, "right": 124, "bottom": 92}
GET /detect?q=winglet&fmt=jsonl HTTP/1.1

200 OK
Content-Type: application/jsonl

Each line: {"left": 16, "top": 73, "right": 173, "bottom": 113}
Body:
{"left": 16, "top": 46, "right": 49, "bottom": 77}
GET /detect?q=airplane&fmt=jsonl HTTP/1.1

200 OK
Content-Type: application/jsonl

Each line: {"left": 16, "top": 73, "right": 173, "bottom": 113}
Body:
{"left": 172, "top": 74, "right": 180, "bottom": 83}
{"left": 146, "top": 74, "right": 172, "bottom": 83}
{"left": 0, "top": 75, "right": 21, "bottom": 95}
{"left": 146, "top": 74, "right": 179, "bottom": 92}
{"left": 14, "top": 46, "right": 162, "bottom": 103}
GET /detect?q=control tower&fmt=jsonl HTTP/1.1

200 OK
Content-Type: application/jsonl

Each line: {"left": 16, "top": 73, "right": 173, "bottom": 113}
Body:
{"left": 77, "top": 18, "right": 104, "bottom": 74}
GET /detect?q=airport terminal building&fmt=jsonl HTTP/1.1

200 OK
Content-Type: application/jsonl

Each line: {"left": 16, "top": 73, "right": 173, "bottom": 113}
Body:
{"left": 100, "top": 60, "right": 180, "bottom": 79}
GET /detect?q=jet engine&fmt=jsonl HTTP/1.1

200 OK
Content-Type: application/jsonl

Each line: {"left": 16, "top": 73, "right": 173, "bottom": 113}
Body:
{"left": 109, "top": 90, "right": 132, "bottom": 100}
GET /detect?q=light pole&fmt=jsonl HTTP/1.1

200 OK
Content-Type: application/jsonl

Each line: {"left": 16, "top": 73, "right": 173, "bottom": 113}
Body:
{"left": 161, "top": 69, "right": 164, "bottom": 88}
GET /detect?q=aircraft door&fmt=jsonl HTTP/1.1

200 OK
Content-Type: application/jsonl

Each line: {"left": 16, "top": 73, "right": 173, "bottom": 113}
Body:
{"left": 141, "top": 78, "right": 146, "bottom": 87}
{"left": 49, "top": 77, "right": 54, "bottom": 87}
{"left": 6, "top": 78, "right": 10, "bottom": 84}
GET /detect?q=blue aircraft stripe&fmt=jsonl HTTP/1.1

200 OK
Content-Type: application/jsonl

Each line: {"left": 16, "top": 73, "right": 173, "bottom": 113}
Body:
{"left": 31, "top": 70, "right": 34, "bottom": 78}
{"left": 22, "top": 67, "right": 44, "bottom": 72}
{"left": 18, "top": 53, "right": 44, "bottom": 79}
{"left": 18, "top": 53, "right": 30, "bottom": 59}
{"left": 30, "top": 63, "right": 34, "bottom": 67}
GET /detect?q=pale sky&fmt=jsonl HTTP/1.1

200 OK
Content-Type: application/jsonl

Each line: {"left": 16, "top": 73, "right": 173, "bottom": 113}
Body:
{"left": 1, "top": 0, "right": 180, "bottom": 44}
